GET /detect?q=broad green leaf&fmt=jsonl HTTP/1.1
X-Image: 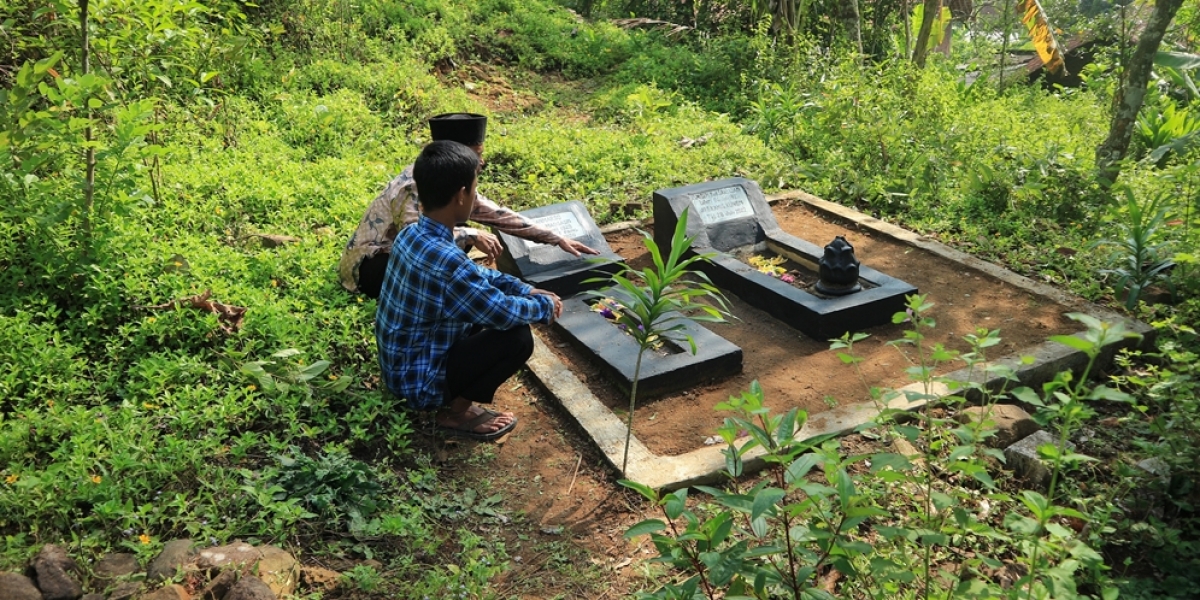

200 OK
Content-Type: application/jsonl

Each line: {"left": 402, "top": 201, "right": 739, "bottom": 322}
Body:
{"left": 868, "top": 452, "right": 912, "bottom": 473}
{"left": 750, "top": 515, "right": 768, "bottom": 538}
{"left": 751, "top": 487, "right": 785, "bottom": 522}
{"left": 624, "top": 519, "right": 666, "bottom": 538}
{"left": 1155, "top": 51, "right": 1200, "bottom": 71}
{"left": 785, "top": 453, "right": 821, "bottom": 483}
{"left": 296, "top": 360, "right": 331, "bottom": 382}
{"left": 664, "top": 488, "right": 688, "bottom": 519}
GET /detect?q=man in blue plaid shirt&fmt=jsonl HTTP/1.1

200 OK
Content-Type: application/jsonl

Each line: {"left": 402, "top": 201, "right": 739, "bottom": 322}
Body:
{"left": 376, "top": 140, "right": 563, "bottom": 440}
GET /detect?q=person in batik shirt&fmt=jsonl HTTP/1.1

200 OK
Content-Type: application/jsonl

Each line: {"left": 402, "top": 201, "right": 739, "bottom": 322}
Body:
{"left": 339, "top": 113, "right": 597, "bottom": 297}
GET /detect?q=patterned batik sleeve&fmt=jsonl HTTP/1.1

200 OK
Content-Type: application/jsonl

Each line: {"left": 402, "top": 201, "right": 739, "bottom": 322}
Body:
{"left": 468, "top": 194, "right": 563, "bottom": 245}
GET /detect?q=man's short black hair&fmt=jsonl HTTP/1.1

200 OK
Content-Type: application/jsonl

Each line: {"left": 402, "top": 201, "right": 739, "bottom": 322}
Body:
{"left": 413, "top": 140, "right": 479, "bottom": 211}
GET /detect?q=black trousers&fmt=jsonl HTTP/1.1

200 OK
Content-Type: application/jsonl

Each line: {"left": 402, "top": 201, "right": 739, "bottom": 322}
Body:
{"left": 359, "top": 252, "right": 389, "bottom": 299}
{"left": 442, "top": 324, "right": 534, "bottom": 406}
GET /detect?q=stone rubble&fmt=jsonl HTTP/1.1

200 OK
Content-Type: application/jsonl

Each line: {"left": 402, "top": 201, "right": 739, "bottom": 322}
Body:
{"left": 0, "top": 540, "right": 332, "bottom": 600}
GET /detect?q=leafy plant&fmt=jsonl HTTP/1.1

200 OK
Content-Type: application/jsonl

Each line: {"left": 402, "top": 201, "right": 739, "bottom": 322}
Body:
{"left": 259, "top": 446, "right": 384, "bottom": 532}
{"left": 625, "top": 300, "right": 1135, "bottom": 599}
{"left": 585, "top": 208, "right": 731, "bottom": 475}
{"left": 1091, "top": 187, "right": 1177, "bottom": 309}
{"left": 232, "top": 348, "right": 353, "bottom": 397}
{"left": 341, "top": 564, "right": 383, "bottom": 591}
{"left": 1135, "top": 89, "right": 1200, "bottom": 165}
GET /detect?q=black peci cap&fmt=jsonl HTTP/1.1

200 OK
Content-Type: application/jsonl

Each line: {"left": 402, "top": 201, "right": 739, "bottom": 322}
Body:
{"left": 428, "top": 113, "right": 488, "bottom": 146}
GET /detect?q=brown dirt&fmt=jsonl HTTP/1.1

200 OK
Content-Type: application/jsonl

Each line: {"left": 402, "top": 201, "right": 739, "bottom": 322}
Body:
{"left": 430, "top": 200, "right": 1084, "bottom": 597}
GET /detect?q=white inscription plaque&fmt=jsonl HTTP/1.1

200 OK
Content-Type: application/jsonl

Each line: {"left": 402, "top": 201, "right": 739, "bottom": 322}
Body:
{"left": 691, "top": 186, "right": 754, "bottom": 224}
{"left": 522, "top": 212, "right": 587, "bottom": 248}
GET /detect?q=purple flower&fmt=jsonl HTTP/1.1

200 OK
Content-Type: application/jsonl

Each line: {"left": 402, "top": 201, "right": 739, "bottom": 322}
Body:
{"left": 600, "top": 307, "right": 614, "bottom": 319}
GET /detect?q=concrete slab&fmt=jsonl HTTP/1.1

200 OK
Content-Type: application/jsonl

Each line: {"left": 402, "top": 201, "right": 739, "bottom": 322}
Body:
{"left": 523, "top": 191, "right": 1154, "bottom": 490}
{"left": 552, "top": 287, "right": 743, "bottom": 398}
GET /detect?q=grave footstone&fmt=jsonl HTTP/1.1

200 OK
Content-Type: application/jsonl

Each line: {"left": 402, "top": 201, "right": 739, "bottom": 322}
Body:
{"left": 552, "top": 286, "right": 742, "bottom": 398}
{"left": 653, "top": 178, "right": 917, "bottom": 339}
{"left": 494, "top": 200, "right": 624, "bottom": 297}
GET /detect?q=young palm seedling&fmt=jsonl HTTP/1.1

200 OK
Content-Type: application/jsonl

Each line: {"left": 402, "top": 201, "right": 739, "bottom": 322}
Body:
{"left": 587, "top": 208, "right": 732, "bottom": 475}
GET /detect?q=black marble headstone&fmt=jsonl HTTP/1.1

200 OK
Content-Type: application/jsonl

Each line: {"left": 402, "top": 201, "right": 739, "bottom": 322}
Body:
{"left": 652, "top": 178, "right": 777, "bottom": 254}
{"left": 494, "top": 200, "right": 625, "bottom": 297}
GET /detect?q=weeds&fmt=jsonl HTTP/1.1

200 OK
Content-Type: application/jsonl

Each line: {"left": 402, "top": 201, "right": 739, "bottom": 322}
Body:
{"left": 1091, "top": 187, "right": 1177, "bottom": 309}
{"left": 625, "top": 300, "right": 1138, "bottom": 599}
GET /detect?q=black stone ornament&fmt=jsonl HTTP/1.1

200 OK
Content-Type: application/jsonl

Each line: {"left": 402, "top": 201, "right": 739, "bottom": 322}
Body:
{"left": 816, "top": 236, "right": 862, "bottom": 296}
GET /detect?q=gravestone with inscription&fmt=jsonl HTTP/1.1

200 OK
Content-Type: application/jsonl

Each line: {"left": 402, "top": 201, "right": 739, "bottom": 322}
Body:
{"left": 494, "top": 200, "right": 625, "bottom": 297}
{"left": 654, "top": 178, "right": 917, "bottom": 339}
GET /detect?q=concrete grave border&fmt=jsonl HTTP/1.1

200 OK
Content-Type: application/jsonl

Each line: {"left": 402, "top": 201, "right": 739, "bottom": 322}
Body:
{"left": 524, "top": 191, "right": 1155, "bottom": 490}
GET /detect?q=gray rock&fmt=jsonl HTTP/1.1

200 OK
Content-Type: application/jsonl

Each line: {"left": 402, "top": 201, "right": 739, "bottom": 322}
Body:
{"left": 1137, "top": 457, "right": 1171, "bottom": 478}
{"left": 958, "top": 404, "right": 1039, "bottom": 448}
{"left": 146, "top": 540, "right": 196, "bottom": 583}
{"left": 891, "top": 437, "right": 924, "bottom": 468}
{"left": 81, "top": 594, "right": 105, "bottom": 600}
{"left": 224, "top": 576, "right": 276, "bottom": 600}
{"left": 109, "top": 581, "right": 143, "bottom": 600}
{"left": 1004, "top": 430, "right": 1077, "bottom": 489}
{"left": 33, "top": 544, "right": 84, "bottom": 600}
{"left": 0, "top": 572, "right": 43, "bottom": 600}
{"left": 195, "top": 542, "right": 259, "bottom": 571}
{"left": 195, "top": 543, "right": 296, "bottom": 598}
{"left": 137, "top": 584, "right": 190, "bottom": 600}
{"left": 198, "top": 570, "right": 236, "bottom": 600}
{"left": 93, "top": 553, "right": 140, "bottom": 588}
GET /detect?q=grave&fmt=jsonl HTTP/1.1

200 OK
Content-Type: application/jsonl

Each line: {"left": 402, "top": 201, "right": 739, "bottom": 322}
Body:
{"left": 494, "top": 200, "right": 625, "bottom": 297}
{"left": 552, "top": 287, "right": 743, "bottom": 398}
{"left": 653, "top": 178, "right": 918, "bottom": 340}
{"left": 524, "top": 191, "right": 1154, "bottom": 490}
{"left": 496, "top": 200, "right": 744, "bottom": 397}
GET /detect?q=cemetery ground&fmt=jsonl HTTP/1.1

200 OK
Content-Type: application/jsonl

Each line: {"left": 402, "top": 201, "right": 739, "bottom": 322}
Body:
{"left": 405, "top": 200, "right": 1154, "bottom": 598}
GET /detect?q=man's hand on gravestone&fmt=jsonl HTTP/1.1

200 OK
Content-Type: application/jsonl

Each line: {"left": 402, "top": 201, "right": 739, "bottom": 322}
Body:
{"left": 557, "top": 238, "right": 599, "bottom": 257}
{"left": 472, "top": 231, "right": 502, "bottom": 262}
{"left": 531, "top": 288, "right": 563, "bottom": 321}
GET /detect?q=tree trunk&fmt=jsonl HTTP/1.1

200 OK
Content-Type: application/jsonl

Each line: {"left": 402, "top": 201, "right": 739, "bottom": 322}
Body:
{"left": 1095, "top": 0, "right": 1185, "bottom": 185}
{"left": 80, "top": 0, "right": 96, "bottom": 252}
{"left": 840, "top": 0, "right": 863, "bottom": 56}
{"left": 912, "top": 0, "right": 942, "bottom": 68}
